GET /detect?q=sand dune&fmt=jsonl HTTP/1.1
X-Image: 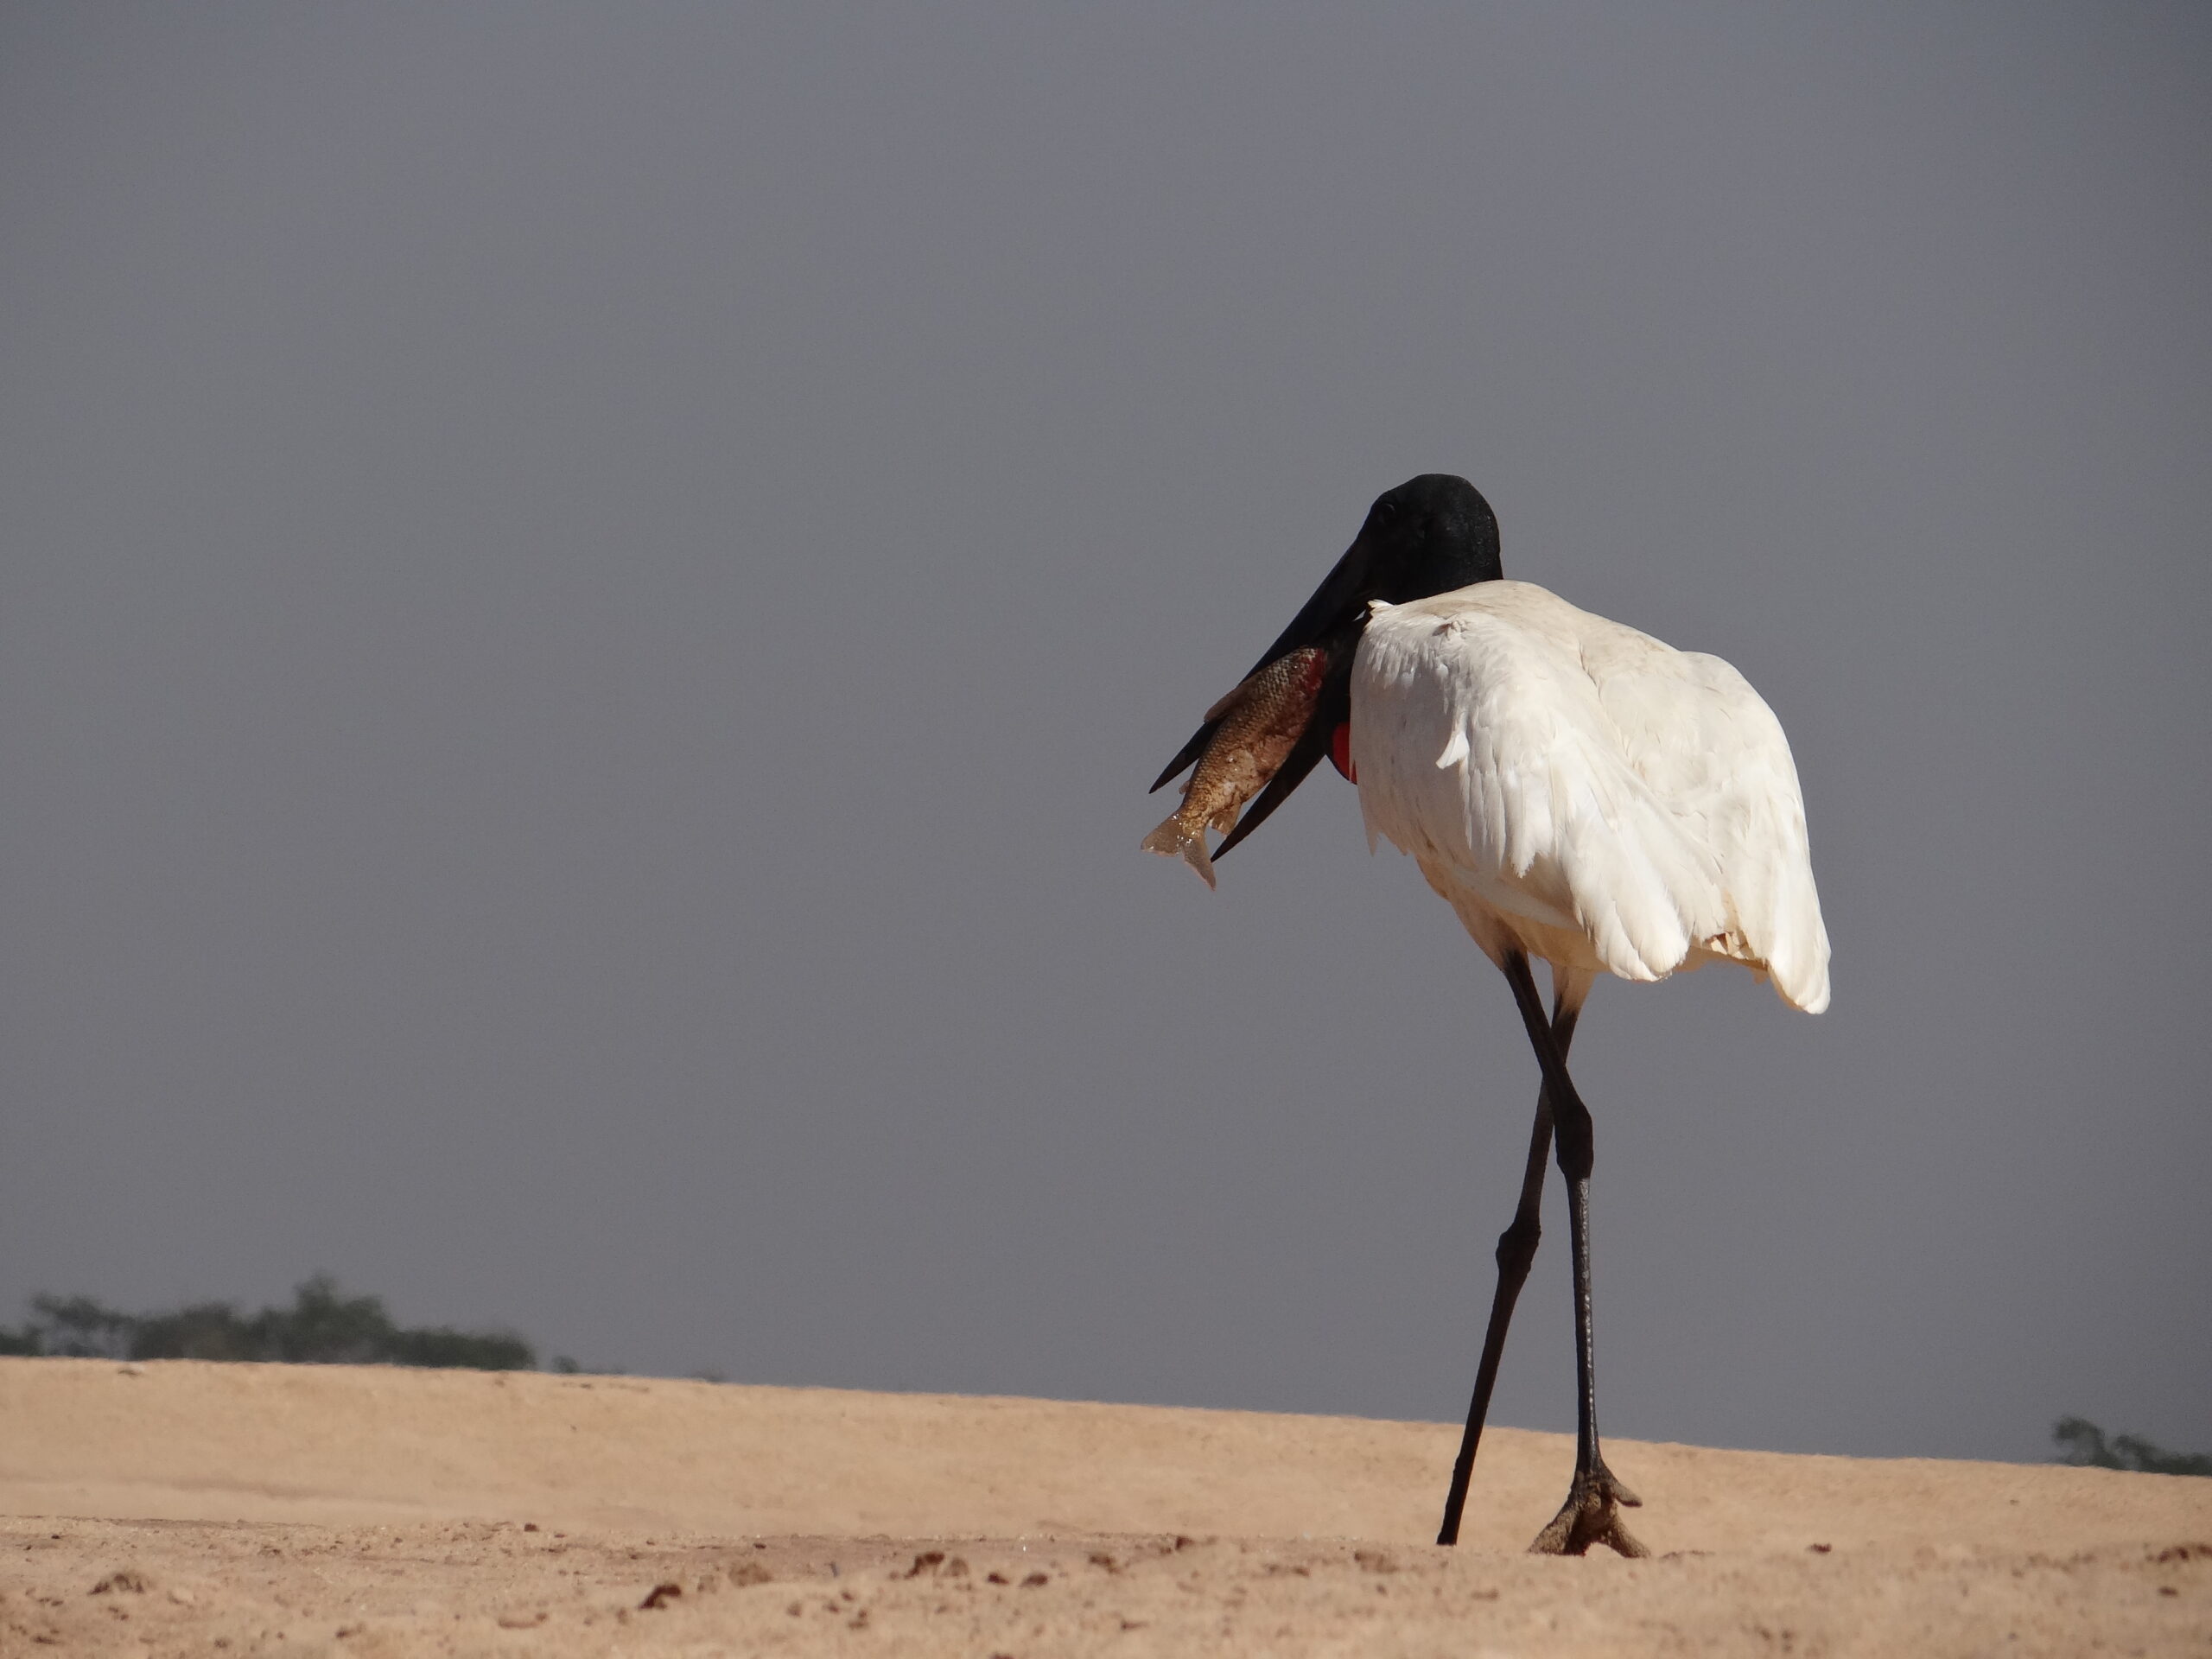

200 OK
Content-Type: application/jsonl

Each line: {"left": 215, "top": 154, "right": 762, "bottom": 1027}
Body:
{"left": 3, "top": 1357, "right": 2205, "bottom": 1655}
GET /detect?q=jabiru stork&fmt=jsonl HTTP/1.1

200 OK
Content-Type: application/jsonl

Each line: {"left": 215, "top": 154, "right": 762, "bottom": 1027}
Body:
{"left": 1148, "top": 473, "right": 1830, "bottom": 1554}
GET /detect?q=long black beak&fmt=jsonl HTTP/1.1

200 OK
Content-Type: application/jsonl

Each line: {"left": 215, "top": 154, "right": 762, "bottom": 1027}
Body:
{"left": 1149, "top": 534, "right": 1374, "bottom": 861}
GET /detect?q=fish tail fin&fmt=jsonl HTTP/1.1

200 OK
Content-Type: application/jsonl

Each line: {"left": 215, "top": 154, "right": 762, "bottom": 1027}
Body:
{"left": 1141, "top": 816, "right": 1217, "bottom": 889}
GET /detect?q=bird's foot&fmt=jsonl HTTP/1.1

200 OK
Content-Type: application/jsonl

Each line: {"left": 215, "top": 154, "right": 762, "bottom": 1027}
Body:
{"left": 1528, "top": 1461, "right": 1648, "bottom": 1558}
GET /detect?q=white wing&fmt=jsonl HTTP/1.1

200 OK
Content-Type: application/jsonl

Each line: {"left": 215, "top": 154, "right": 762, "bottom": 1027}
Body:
{"left": 1353, "top": 582, "right": 1830, "bottom": 1012}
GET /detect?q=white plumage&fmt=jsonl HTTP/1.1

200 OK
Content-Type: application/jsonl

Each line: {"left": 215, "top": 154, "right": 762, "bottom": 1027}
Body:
{"left": 1352, "top": 581, "right": 1830, "bottom": 1013}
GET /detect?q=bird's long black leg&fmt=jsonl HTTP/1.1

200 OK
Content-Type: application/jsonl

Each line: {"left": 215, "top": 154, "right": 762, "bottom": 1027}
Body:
{"left": 1436, "top": 983, "right": 1582, "bottom": 1547}
{"left": 1499, "top": 950, "right": 1648, "bottom": 1559}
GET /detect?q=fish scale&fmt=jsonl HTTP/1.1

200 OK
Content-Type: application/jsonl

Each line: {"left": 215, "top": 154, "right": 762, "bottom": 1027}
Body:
{"left": 1141, "top": 646, "right": 1326, "bottom": 889}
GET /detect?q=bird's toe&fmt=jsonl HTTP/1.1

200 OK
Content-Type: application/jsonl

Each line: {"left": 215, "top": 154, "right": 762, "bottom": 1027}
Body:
{"left": 1529, "top": 1467, "right": 1650, "bottom": 1559}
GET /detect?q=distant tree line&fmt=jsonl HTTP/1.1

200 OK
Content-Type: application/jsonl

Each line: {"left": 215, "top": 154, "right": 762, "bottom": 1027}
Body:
{"left": 2053, "top": 1415, "right": 2212, "bottom": 1477}
{"left": 14, "top": 1287, "right": 2187, "bottom": 1451}
{"left": 0, "top": 1274, "right": 535, "bottom": 1371}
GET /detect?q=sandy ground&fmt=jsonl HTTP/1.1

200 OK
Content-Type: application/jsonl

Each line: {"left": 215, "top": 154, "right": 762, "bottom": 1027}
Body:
{"left": 2, "top": 1358, "right": 2207, "bottom": 1656}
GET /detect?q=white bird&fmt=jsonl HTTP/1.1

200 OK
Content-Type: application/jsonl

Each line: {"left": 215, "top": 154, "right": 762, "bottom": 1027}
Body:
{"left": 1148, "top": 474, "right": 1829, "bottom": 1556}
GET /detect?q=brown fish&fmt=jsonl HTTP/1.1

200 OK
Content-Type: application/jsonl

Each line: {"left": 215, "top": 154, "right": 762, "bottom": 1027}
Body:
{"left": 1142, "top": 646, "right": 1327, "bottom": 888}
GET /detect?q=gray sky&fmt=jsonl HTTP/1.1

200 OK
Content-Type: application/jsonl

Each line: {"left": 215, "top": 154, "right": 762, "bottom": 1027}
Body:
{"left": 3, "top": 3, "right": 2207, "bottom": 1467}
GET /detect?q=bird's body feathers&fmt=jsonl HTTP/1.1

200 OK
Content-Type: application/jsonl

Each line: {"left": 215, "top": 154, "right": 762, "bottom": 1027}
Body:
{"left": 1352, "top": 581, "right": 1830, "bottom": 1012}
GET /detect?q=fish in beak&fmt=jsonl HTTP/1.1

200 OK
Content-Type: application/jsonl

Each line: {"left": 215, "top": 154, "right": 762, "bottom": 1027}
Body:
{"left": 1141, "top": 645, "right": 1334, "bottom": 887}
{"left": 1144, "top": 474, "right": 1503, "bottom": 883}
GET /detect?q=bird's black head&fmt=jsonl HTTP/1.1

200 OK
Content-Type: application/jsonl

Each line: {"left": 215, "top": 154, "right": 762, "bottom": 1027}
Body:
{"left": 1149, "top": 474, "right": 1503, "bottom": 858}
{"left": 1352, "top": 474, "right": 1503, "bottom": 605}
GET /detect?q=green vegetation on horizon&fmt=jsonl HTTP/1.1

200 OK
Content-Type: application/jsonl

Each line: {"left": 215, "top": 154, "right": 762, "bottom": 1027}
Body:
{"left": 0, "top": 1274, "right": 536, "bottom": 1372}
{"left": 2053, "top": 1415, "right": 2212, "bottom": 1477}
{"left": 7, "top": 1283, "right": 2197, "bottom": 1459}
